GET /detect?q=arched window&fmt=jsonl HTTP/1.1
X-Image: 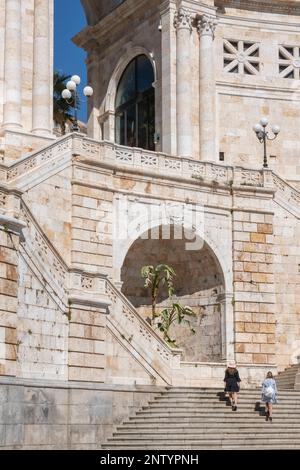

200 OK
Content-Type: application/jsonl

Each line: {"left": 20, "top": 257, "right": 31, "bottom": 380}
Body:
{"left": 115, "top": 55, "right": 155, "bottom": 150}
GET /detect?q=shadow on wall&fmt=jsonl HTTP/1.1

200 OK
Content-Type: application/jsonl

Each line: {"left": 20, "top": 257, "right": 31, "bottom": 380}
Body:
{"left": 121, "top": 225, "right": 225, "bottom": 362}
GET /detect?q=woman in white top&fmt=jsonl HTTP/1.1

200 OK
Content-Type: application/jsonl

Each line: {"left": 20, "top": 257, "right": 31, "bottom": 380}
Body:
{"left": 261, "top": 371, "right": 278, "bottom": 422}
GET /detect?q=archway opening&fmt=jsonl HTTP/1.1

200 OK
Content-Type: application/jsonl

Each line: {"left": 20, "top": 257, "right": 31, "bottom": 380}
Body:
{"left": 115, "top": 55, "right": 155, "bottom": 150}
{"left": 121, "top": 225, "right": 225, "bottom": 362}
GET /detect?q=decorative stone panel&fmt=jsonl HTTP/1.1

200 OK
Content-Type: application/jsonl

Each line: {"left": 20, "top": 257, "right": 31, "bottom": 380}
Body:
{"left": 279, "top": 45, "right": 300, "bottom": 79}
{"left": 223, "top": 39, "right": 260, "bottom": 75}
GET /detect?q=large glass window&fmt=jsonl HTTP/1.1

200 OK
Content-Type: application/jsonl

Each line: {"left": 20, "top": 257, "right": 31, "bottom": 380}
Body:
{"left": 115, "top": 55, "right": 155, "bottom": 150}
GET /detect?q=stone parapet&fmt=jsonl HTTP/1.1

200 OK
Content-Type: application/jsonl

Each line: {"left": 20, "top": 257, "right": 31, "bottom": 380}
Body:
{"left": 0, "top": 378, "right": 164, "bottom": 449}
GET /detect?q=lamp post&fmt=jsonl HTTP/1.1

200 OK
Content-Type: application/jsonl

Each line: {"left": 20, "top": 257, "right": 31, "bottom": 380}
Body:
{"left": 61, "top": 75, "right": 93, "bottom": 132}
{"left": 253, "top": 117, "right": 280, "bottom": 168}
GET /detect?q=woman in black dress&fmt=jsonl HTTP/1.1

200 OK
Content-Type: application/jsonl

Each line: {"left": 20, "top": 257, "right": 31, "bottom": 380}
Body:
{"left": 224, "top": 361, "right": 241, "bottom": 411}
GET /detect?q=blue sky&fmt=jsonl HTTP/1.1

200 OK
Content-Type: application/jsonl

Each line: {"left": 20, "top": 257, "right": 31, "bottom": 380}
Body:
{"left": 54, "top": 0, "right": 87, "bottom": 121}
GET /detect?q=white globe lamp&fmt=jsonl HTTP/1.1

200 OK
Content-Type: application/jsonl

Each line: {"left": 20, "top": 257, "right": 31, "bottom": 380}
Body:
{"left": 83, "top": 86, "right": 94, "bottom": 97}
{"left": 66, "top": 80, "right": 76, "bottom": 92}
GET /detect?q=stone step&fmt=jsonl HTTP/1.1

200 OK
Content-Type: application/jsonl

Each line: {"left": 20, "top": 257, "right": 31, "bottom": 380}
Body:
{"left": 277, "top": 372, "right": 297, "bottom": 378}
{"left": 102, "top": 384, "right": 300, "bottom": 450}
{"left": 151, "top": 398, "right": 297, "bottom": 404}
{"left": 127, "top": 417, "right": 300, "bottom": 423}
{"left": 277, "top": 375, "right": 297, "bottom": 380}
{"left": 102, "top": 444, "right": 300, "bottom": 450}
{"left": 135, "top": 412, "right": 300, "bottom": 418}
{"left": 105, "top": 437, "right": 300, "bottom": 445}
{"left": 142, "top": 401, "right": 300, "bottom": 411}
{"left": 277, "top": 380, "right": 296, "bottom": 384}
{"left": 119, "top": 423, "right": 300, "bottom": 430}
{"left": 165, "top": 390, "right": 300, "bottom": 397}
{"left": 113, "top": 429, "right": 300, "bottom": 437}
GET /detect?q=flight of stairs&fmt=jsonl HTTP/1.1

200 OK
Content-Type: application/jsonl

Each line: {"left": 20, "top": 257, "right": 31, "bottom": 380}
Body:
{"left": 276, "top": 364, "right": 300, "bottom": 390}
{"left": 102, "top": 387, "right": 300, "bottom": 450}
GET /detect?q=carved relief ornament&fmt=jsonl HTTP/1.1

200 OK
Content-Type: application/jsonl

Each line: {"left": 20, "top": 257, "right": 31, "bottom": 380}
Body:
{"left": 174, "top": 8, "right": 192, "bottom": 31}
{"left": 197, "top": 14, "right": 218, "bottom": 38}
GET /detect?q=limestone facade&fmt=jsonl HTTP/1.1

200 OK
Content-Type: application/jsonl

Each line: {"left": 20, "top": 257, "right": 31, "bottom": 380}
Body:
{"left": 0, "top": 0, "right": 300, "bottom": 411}
{"left": 76, "top": 0, "right": 300, "bottom": 184}
{"left": 0, "top": 0, "right": 54, "bottom": 162}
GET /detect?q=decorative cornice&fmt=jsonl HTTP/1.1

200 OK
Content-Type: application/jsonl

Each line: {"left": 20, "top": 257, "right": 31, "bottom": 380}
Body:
{"left": 68, "top": 295, "right": 111, "bottom": 309}
{"left": 197, "top": 14, "right": 218, "bottom": 37}
{"left": 0, "top": 214, "right": 26, "bottom": 235}
{"left": 173, "top": 8, "right": 193, "bottom": 31}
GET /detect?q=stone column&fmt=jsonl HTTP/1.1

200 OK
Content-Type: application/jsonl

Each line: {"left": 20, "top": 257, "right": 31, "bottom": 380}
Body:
{"left": 161, "top": 5, "right": 177, "bottom": 155}
{"left": 3, "top": 0, "right": 22, "bottom": 130}
{"left": 32, "top": 0, "right": 52, "bottom": 135}
{"left": 174, "top": 8, "right": 192, "bottom": 157}
{"left": 219, "top": 296, "right": 227, "bottom": 361}
{"left": 198, "top": 15, "right": 218, "bottom": 161}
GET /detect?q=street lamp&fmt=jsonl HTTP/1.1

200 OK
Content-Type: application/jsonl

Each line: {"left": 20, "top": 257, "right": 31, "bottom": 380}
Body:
{"left": 61, "top": 75, "right": 94, "bottom": 132}
{"left": 253, "top": 117, "right": 280, "bottom": 168}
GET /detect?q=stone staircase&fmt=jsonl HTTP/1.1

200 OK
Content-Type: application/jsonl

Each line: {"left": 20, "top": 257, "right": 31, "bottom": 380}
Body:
{"left": 276, "top": 364, "right": 300, "bottom": 390}
{"left": 102, "top": 387, "right": 300, "bottom": 450}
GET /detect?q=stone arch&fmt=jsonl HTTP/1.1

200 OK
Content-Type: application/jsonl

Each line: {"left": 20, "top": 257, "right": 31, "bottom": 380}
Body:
{"left": 115, "top": 219, "right": 231, "bottom": 295}
{"left": 99, "top": 46, "right": 157, "bottom": 142}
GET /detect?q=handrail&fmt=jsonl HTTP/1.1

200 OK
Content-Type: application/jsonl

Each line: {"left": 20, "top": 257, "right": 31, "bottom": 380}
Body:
{"left": 105, "top": 277, "right": 183, "bottom": 360}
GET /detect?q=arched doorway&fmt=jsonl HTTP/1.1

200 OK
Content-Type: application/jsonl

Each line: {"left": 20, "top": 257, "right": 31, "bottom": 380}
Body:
{"left": 115, "top": 55, "right": 155, "bottom": 150}
{"left": 120, "top": 225, "right": 226, "bottom": 362}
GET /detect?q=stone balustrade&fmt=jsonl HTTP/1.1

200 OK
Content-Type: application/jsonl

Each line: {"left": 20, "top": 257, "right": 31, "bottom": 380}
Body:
{"left": 1, "top": 133, "right": 299, "bottom": 202}
{"left": 16, "top": 201, "right": 183, "bottom": 385}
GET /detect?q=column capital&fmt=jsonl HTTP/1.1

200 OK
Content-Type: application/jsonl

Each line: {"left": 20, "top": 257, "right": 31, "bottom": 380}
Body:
{"left": 174, "top": 8, "right": 192, "bottom": 32}
{"left": 197, "top": 14, "right": 218, "bottom": 38}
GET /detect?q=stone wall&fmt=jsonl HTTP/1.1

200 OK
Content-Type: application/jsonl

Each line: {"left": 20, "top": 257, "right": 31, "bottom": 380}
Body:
{"left": 71, "top": 182, "right": 113, "bottom": 276}
{"left": 16, "top": 256, "right": 69, "bottom": 381}
{"left": 0, "top": 378, "right": 163, "bottom": 449}
{"left": 68, "top": 304, "right": 106, "bottom": 383}
{"left": 121, "top": 231, "right": 224, "bottom": 362}
{"left": 0, "top": 229, "right": 19, "bottom": 377}
{"left": 273, "top": 204, "right": 300, "bottom": 370}
{"left": 23, "top": 167, "right": 73, "bottom": 265}
{"left": 75, "top": 0, "right": 300, "bottom": 183}
{"left": 233, "top": 208, "right": 276, "bottom": 365}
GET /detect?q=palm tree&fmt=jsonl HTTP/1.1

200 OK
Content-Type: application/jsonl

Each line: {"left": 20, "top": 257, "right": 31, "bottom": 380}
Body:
{"left": 53, "top": 71, "right": 74, "bottom": 135}
{"left": 141, "top": 263, "right": 197, "bottom": 347}
{"left": 158, "top": 303, "right": 196, "bottom": 347}
{"left": 141, "top": 264, "right": 175, "bottom": 321}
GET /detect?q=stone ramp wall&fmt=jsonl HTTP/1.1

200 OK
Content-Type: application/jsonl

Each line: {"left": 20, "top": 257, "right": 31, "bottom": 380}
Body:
{"left": 0, "top": 378, "right": 164, "bottom": 449}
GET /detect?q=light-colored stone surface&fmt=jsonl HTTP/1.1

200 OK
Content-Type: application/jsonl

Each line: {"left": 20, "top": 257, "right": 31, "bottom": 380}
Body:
{"left": 0, "top": 0, "right": 300, "bottom": 401}
{"left": 75, "top": 0, "right": 300, "bottom": 182}
{"left": 0, "top": 0, "right": 54, "bottom": 162}
{"left": 0, "top": 378, "right": 164, "bottom": 449}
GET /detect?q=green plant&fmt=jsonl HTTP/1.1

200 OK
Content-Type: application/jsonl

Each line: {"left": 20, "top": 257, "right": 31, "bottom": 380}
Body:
{"left": 141, "top": 264, "right": 175, "bottom": 321}
{"left": 157, "top": 303, "right": 196, "bottom": 347}
{"left": 53, "top": 71, "right": 79, "bottom": 135}
{"left": 141, "top": 264, "right": 197, "bottom": 348}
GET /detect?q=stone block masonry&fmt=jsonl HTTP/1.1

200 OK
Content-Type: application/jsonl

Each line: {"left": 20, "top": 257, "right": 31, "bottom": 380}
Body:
{"left": 0, "top": 229, "right": 20, "bottom": 377}
{"left": 233, "top": 210, "right": 276, "bottom": 365}
{"left": 0, "top": 378, "right": 163, "bottom": 449}
{"left": 68, "top": 305, "right": 106, "bottom": 383}
{"left": 71, "top": 183, "right": 113, "bottom": 276}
